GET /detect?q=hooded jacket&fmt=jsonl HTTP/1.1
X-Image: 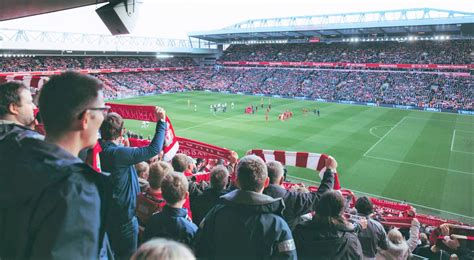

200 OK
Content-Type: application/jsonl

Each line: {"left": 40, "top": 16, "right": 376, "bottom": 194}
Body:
{"left": 195, "top": 189, "right": 297, "bottom": 260}
{"left": 293, "top": 219, "right": 363, "bottom": 260}
{"left": 0, "top": 128, "right": 109, "bottom": 259}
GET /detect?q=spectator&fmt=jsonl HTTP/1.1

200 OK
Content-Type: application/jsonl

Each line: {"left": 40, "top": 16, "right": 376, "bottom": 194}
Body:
{"left": 375, "top": 218, "right": 420, "bottom": 260}
{"left": 293, "top": 190, "right": 363, "bottom": 260}
{"left": 131, "top": 238, "right": 195, "bottom": 260}
{"left": 354, "top": 196, "right": 389, "bottom": 259}
{"left": 136, "top": 161, "right": 150, "bottom": 191}
{"left": 136, "top": 161, "right": 174, "bottom": 227}
{"left": 191, "top": 165, "right": 231, "bottom": 225}
{"left": 263, "top": 160, "right": 334, "bottom": 229}
{"left": 144, "top": 172, "right": 198, "bottom": 246}
{"left": 195, "top": 155, "right": 297, "bottom": 259}
{"left": 0, "top": 71, "right": 110, "bottom": 259}
{"left": 0, "top": 81, "right": 37, "bottom": 130}
{"left": 99, "top": 108, "right": 167, "bottom": 259}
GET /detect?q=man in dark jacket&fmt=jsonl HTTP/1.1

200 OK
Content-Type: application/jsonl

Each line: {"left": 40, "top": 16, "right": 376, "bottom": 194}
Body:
{"left": 191, "top": 165, "right": 230, "bottom": 225}
{"left": 195, "top": 155, "right": 297, "bottom": 260}
{"left": 354, "top": 196, "right": 388, "bottom": 259}
{"left": 100, "top": 110, "right": 166, "bottom": 259}
{"left": 263, "top": 160, "right": 334, "bottom": 229}
{"left": 0, "top": 81, "right": 40, "bottom": 144}
{"left": 293, "top": 189, "right": 363, "bottom": 260}
{"left": 0, "top": 72, "right": 111, "bottom": 259}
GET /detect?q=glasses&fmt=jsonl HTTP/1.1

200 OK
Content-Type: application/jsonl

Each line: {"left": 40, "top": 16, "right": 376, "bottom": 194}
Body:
{"left": 78, "top": 106, "right": 111, "bottom": 118}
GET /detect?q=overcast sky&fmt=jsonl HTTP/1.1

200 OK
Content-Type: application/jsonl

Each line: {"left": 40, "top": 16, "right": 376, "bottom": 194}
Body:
{"left": 0, "top": 0, "right": 473, "bottom": 39}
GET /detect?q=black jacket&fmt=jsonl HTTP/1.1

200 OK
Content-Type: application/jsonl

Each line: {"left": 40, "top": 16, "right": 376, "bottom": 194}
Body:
{"left": 195, "top": 190, "right": 297, "bottom": 260}
{"left": 0, "top": 128, "right": 109, "bottom": 260}
{"left": 263, "top": 169, "right": 334, "bottom": 229}
{"left": 293, "top": 220, "right": 363, "bottom": 260}
{"left": 190, "top": 188, "right": 230, "bottom": 225}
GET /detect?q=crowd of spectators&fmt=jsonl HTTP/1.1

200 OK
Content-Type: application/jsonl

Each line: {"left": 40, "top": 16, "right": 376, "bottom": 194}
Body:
{"left": 96, "top": 68, "right": 473, "bottom": 110}
{"left": 1, "top": 73, "right": 473, "bottom": 259}
{"left": 221, "top": 40, "right": 473, "bottom": 64}
{"left": 0, "top": 56, "right": 196, "bottom": 72}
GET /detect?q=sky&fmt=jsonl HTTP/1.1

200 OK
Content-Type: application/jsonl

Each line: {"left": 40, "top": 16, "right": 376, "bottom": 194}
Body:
{"left": 0, "top": 0, "right": 473, "bottom": 39}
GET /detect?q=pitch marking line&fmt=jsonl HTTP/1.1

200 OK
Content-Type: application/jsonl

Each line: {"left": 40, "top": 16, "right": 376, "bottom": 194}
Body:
{"left": 405, "top": 117, "right": 474, "bottom": 125}
{"left": 450, "top": 129, "right": 474, "bottom": 155}
{"left": 363, "top": 155, "right": 473, "bottom": 176}
{"left": 363, "top": 117, "right": 407, "bottom": 156}
{"left": 450, "top": 129, "right": 456, "bottom": 152}
{"left": 369, "top": 125, "right": 393, "bottom": 139}
{"left": 287, "top": 175, "right": 474, "bottom": 220}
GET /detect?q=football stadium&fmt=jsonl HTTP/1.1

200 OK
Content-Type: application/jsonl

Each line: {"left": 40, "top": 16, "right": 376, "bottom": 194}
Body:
{"left": 0, "top": 1, "right": 473, "bottom": 259}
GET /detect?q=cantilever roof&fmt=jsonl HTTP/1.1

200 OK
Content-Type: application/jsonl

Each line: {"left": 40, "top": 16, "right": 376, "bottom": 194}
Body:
{"left": 189, "top": 8, "right": 474, "bottom": 43}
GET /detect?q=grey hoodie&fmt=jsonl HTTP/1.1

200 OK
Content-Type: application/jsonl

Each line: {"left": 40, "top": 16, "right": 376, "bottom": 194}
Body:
{"left": 376, "top": 221, "right": 420, "bottom": 260}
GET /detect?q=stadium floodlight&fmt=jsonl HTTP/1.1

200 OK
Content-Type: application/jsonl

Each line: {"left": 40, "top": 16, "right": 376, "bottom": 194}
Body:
{"left": 434, "top": 36, "right": 440, "bottom": 40}
{"left": 440, "top": 36, "right": 446, "bottom": 40}
{"left": 408, "top": 36, "right": 414, "bottom": 41}
{"left": 446, "top": 35, "right": 450, "bottom": 39}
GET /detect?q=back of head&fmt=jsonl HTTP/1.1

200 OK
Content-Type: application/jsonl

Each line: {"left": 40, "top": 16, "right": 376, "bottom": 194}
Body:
{"left": 131, "top": 238, "right": 195, "bottom": 260}
{"left": 148, "top": 161, "right": 174, "bottom": 190}
{"left": 39, "top": 71, "right": 103, "bottom": 136}
{"left": 314, "top": 190, "right": 347, "bottom": 228}
{"left": 0, "top": 81, "right": 28, "bottom": 119}
{"left": 210, "top": 165, "right": 229, "bottom": 190}
{"left": 171, "top": 153, "right": 189, "bottom": 172}
{"left": 316, "top": 190, "right": 345, "bottom": 218}
{"left": 266, "top": 160, "right": 284, "bottom": 184}
{"left": 100, "top": 112, "right": 123, "bottom": 140}
{"left": 236, "top": 155, "right": 267, "bottom": 192}
{"left": 355, "top": 196, "right": 373, "bottom": 216}
{"left": 388, "top": 228, "right": 404, "bottom": 245}
{"left": 135, "top": 162, "right": 150, "bottom": 179}
{"left": 161, "top": 172, "right": 189, "bottom": 204}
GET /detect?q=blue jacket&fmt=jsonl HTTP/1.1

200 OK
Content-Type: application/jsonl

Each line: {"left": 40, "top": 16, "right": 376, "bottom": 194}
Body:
{"left": 195, "top": 190, "right": 297, "bottom": 260}
{"left": 0, "top": 129, "right": 110, "bottom": 259}
{"left": 144, "top": 205, "right": 198, "bottom": 247}
{"left": 100, "top": 120, "right": 166, "bottom": 223}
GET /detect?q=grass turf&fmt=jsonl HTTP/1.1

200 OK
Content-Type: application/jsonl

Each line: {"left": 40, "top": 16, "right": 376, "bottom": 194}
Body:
{"left": 113, "top": 91, "right": 473, "bottom": 223}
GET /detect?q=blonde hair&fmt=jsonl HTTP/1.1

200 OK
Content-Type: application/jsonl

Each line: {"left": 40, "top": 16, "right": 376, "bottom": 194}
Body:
{"left": 388, "top": 228, "right": 404, "bottom": 244}
{"left": 131, "top": 238, "right": 195, "bottom": 260}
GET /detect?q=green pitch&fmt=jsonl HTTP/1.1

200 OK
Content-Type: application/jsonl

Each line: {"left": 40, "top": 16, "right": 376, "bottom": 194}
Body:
{"left": 114, "top": 91, "right": 474, "bottom": 223}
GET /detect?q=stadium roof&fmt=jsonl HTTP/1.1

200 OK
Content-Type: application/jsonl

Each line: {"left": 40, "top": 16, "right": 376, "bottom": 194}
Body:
{"left": 0, "top": 0, "right": 109, "bottom": 21}
{"left": 189, "top": 8, "right": 474, "bottom": 44}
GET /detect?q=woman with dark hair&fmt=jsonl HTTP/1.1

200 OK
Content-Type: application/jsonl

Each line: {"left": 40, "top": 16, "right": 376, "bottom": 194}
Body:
{"left": 293, "top": 190, "right": 363, "bottom": 260}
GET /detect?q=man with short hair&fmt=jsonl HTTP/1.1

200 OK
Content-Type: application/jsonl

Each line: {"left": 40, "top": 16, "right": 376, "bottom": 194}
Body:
{"left": 0, "top": 81, "right": 40, "bottom": 169}
{"left": 135, "top": 161, "right": 150, "bottom": 191}
{"left": 0, "top": 72, "right": 110, "bottom": 259}
{"left": 100, "top": 109, "right": 167, "bottom": 259}
{"left": 264, "top": 160, "right": 334, "bottom": 229}
{"left": 144, "top": 172, "right": 198, "bottom": 246}
{"left": 191, "top": 165, "right": 230, "bottom": 225}
{"left": 355, "top": 196, "right": 388, "bottom": 259}
{"left": 195, "top": 155, "right": 297, "bottom": 259}
{"left": 171, "top": 153, "right": 190, "bottom": 173}
{"left": 0, "top": 81, "right": 36, "bottom": 129}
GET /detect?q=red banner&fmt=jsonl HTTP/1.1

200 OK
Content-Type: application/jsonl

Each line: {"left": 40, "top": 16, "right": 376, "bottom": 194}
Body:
{"left": 129, "top": 136, "right": 233, "bottom": 161}
{"left": 220, "top": 61, "right": 474, "bottom": 71}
